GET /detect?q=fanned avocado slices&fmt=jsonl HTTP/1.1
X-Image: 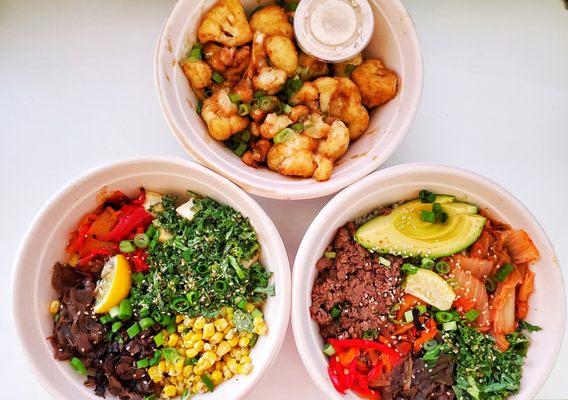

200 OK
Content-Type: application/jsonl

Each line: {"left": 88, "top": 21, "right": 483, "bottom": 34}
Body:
{"left": 354, "top": 195, "right": 486, "bottom": 259}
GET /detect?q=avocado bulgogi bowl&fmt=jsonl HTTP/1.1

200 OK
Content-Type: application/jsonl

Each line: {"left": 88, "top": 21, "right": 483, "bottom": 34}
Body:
{"left": 48, "top": 188, "right": 274, "bottom": 399}
{"left": 310, "top": 190, "right": 542, "bottom": 400}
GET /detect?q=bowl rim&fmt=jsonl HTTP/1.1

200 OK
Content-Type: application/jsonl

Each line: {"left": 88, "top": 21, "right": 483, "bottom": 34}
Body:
{"left": 291, "top": 162, "right": 566, "bottom": 400}
{"left": 153, "top": 0, "right": 424, "bottom": 200}
{"left": 11, "top": 156, "right": 291, "bottom": 400}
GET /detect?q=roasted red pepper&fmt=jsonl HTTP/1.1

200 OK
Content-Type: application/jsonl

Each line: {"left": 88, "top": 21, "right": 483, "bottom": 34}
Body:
{"left": 328, "top": 356, "right": 347, "bottom": 394}
{"left": 77, "top": 248, "right": 115, "bottom": 266}
{"left": 99, "top": 205, "right": 153, "bottom": 242}
{"left": 328, "top": 339, "right": 401, "bottom": 364}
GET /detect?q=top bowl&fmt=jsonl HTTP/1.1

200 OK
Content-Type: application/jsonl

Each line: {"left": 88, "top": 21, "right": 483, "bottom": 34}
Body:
{"left": 155, "top": 0, "right": 423, "bottom": 200}
{"left": 12, "top": 157, "right": 291, "bottom": 400}
{"left": 292, "top": 163, "right": 565, "bottom": 400}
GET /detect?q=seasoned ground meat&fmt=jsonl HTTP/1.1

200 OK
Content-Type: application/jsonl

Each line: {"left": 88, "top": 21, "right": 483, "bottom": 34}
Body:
{"left": 310, "top": 222, "right": 404, "bottom": 339}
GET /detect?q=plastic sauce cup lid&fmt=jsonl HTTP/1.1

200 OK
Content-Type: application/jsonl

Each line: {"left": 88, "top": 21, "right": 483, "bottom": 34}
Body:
{"left": 294, "top": 0, "right": 374, "bottom": 63}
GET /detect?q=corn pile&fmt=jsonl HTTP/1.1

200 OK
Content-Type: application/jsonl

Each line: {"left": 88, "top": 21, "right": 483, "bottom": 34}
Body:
{"left": 148, "top": 307, "right": 268, "bottom": 398}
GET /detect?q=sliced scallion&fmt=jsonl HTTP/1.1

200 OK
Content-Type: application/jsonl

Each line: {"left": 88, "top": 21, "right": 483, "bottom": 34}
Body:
{"left": 442, "top": 321, "right": 457, "bottom": 331}
{"left": 212, "top": 72, "right": 225, "bottom": 84}
{"left": 420, "top": 210, "right": 435, "bottom": 223}
{"left": 435, "top": 261, "right": 450, "bottom": 274}
{"left": 273, "top": 127, "right": 295, "bottom": 144}
{"left": 134, "top": 233, "right": 149, "bottom": 249}
{"left": 404, "top": 309, "right": 414, "bottom": 323}
{"left": 70, "top": 357, "right": 87, "bottom": 376}
{"left": 119, "top": 240, "right": 135, "bottom": 253}
{"left": 322, "top": 343, "right": 336, "bottom": 356}
{"left": 494, "top": 263, "right": 514, "bottom": 282}
{"left": 465, "top": 309, "right": 479, "bottom": 322}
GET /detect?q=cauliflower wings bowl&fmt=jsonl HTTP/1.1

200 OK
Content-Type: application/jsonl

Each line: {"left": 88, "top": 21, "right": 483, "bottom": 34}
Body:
{"left": 156, "top": 0, "right": 423, "bottom": 198}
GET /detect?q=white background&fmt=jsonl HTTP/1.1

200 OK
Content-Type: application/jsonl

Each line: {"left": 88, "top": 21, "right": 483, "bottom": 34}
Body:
{"left": 1, "top": 0, "right": 567, "bottom": 398}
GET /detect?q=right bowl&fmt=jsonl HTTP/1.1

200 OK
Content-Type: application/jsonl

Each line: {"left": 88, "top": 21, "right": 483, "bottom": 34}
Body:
{"left": 155, "top": 0, "right": 423, "bottom": 200}
{"left": 292, "top": 163, "right": 565, "bottom": 400}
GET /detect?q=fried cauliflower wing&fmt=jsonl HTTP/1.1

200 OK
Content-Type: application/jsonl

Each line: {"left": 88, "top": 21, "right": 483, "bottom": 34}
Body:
{"left": 303, "top": 114, "right": 330, "bottom": 139}
{"left": 298, "top": 51, "right": 329, "bottom": 81}
{"left": 289, "top": 82, "right": 319, "bottom": 106}
{"left": 201, "top": 89, "right": 249, "bottom": 141}
{"left": 333, "top": 53, "right": 363, "bottom": 77}
{"left": 249, "top": 5, "right": 294, "bottom": 38}
{"left": 266, "top": 133, "right": 318, "bottom": 178}
{"left": 314, "top": 77, "right": 369, "bottom": 140}
{"left": 265, "top": 35, "right": 298, "bottom": 76}
{"left": 252, "top": 67, "right": 287, "bottom": 95}
{"left": 198, "top": 0, "right": 253, "bottom": 47}
{"left": 313, "top": 153, "right": 333, "bottom": 182}
{"left": 317, "top": 120, "right": 350, "bottom": 161}
{"left": 260, "top": 113, "right": 292, "bottom": 139}
{"left": 181, "top": 60, "right": 213, "bottom": 89}
{"left": 203, "top": 43, "right": 251, "bottom": 82}
{"left": 351, "top": 59, "right": 398, "bottom": 108}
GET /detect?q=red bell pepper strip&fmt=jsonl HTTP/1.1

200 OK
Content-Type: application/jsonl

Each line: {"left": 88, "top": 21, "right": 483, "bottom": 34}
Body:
{"left": 328, "top": 339, "right": 401, "bottom": 364}
{"left": 98, "top": 205, "right": 153, "bottom": 242}
{"left": 328, "top": 357, "right": 347, "bottom": 394}
{"left": 77, "top": 248, "right": 115, "bottom": 266}
{"left": 66, "top": 213, "right": 98, "bottom": 254}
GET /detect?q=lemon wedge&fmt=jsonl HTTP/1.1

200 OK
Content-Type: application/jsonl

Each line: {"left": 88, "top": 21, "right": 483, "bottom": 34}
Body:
{"left": 404, "top": 268, "right": 456, "bottom": 311}
{"left": 93, "top": 254, "right": 132, "bottom": 313}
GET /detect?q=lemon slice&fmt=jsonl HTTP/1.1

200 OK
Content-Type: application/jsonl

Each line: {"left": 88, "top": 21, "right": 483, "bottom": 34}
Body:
{"left": 93, "top": 255, "right": 132, "bottom": 313}
{"left": 404, "top": 268, "right": 456, "bottom": 311}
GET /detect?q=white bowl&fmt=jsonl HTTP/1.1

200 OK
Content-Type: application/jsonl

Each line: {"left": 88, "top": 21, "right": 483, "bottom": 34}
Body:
{"left": 12, "top": 157, "right": 291, "bottom": 400}
{"left": 292, "top": 163, "right": 565, "bottom": 400}
{"left": 155, "top": 0, "right": 423, "bottom": 200}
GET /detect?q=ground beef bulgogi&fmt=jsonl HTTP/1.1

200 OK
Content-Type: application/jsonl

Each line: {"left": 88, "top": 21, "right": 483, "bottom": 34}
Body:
{"left": 48, "top": 260, "right": 160, "bottom": 399}
{"left": 310, "top": 222, "right": 404, "bottom": 339}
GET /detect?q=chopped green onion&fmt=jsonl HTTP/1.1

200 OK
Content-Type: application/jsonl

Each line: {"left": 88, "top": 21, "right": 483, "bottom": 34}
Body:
{"left": 213, "top": 280, "right": 228, "bottom": 294}
{"left": 324, "top": 251, "right": 336, "bottom": 259}
{"left": 401, "top": 263, "right": 418, "bottom": 275}
{"left": 196, "top": 101, "right": 202, "bottom": 115}
{"left": 432, "top": 203, "right": 442, "bottom": 214}
{"left": 286, "top": 1, "right": 299, "bottom": 11}
{"left": 281, "top": 103, "right": 292, "bottom": 114}
{"left": 185, "top": 356, "right": 198, "bottom": 365}
{"left": 109, "top": 305, "right": 120, "bottom": 319}
{"left": 118, "top": 299, "right": 133, "bottom": 321}
{"left": 485, "top": 277, "right": 497, "bottom": 293}
{"left": 237, "top": 299, "right": 247, "bottom": 310}
{"left": 139, "top": 317, "right": 155, "bottom": 330}
{"left": 437, "top": 212, "right": 449, "bottom": 224}
{"left": 249, "top": 333, "right": 258, "bottom": 348}
{"left": 420, "top": 210, "right": 435, "bottom": 223}
{"left": 119, "top": 240, "right": 135, "bottom": 253}
{"left": 159, "top": 315, "right": 172, "bottom": 326}
{"left": 134, "top": 233, "right": 150, "bottom": 249}
{"left": 323, "top": 342, "right": 336, "bottom": 356}
{"left": 404, "top": 309, "right": 414, "bottom": 323}
{"left": 465, "top": 309, "right": 480, "bottom": 322}
{"left": 181, "top": 389, "right": 191, "bottom": 400}
{"left": 435, "top": 311, "right": 454, "bottom": 323}
{"left": 423, "top": 339, "right": 438, "bottom": 352}
{"left": 212, "top": 72, "right": 224, "bottom": 84}
{"left": 415, "top": 305, "right": 427, "bottom": 315}
{"left": 136, "top": 358, "right": 149, "bottom": 368}
{"left": 202, "top": 373, "right": 215, "bottom": 392}
{"left": 132, "top": 272, "right": 144, "bottom": 284}
{"left": 111, "top": 321, "right": 123, "bottom": 333}
{"left": 144, "top": 395, "right": 157, "bottom": 400}
{"left": 99, "top": 314, "right": 113, "bottom": 324}
{"left": 259, "top": 95, "right": 281, "bottom": 112}
{"left": 166, "top": 323, "right": 175, "bottom": 334}
{"left": 273, "top": 127, "right": 295, "bottom": 143}
{"left": 378, "top": 256, "right": 392, "bottom": 267}
{"left": 442, "top": 321, "right": 458, "bottom": 331}
{"left": 172, "top": 297, "right": 190, "bottom": 312}
{"left": 145, "top": 224, "right": 157, "bottom": 239}
{"left": 240, "top": 130, "right": 250, "bottom": 142}
{"left": 419, "top": 189, "right": 436, "bottom": 203}
{"left": 154, "top": 332, "right": 165, "bottom": 347}
{"left": 344, "top": 64, "right": 356, "bottom": 75}
{"left": 253, "top": 90, "right": 266, "bottom": 99}
{"left": 494, "top": 263, "right": 514, "bottom": 282}
{"left": 127, "top": 323, "right": 141, "bottom": 339}
{"left": 70, "top": 357, "right": 87, "bottom": 376}
{"left": 291, "top": 122, "right": 304, "bottom": 132}
{"left": 233, "top": 142, "right": 248, "bottom": 157}
{"left": 238, "top": 103, "right": 250, "bottom": 116}
{"left": 330, "top": 304, "right": 342, "bottom": 318}
{"left": 188, "top": 43, "right": 203, "bottom": 61}
{"left": 229, "top": 93, "right": 241, "bottom": 103}
{"left": 435, "top": 261, "right": 450, "bottom": 274}
{"left": 251, "top": 308, "right": 263, "bottom": 319}
{"left": 421, "top": 258, "right": 435, "bottom": 270}
{"left": 186, "top": 291, "right": 199, "bottom": 305}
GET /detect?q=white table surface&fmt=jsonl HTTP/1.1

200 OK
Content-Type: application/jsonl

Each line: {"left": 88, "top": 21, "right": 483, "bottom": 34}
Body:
{"left": 1, "top": 0, "right": 567, "bottom": 398}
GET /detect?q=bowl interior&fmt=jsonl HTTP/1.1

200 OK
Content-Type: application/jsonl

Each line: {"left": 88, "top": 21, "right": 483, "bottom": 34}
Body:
{"left": 155, "top": 0, "right": 423, "bottom": 199}
{"left": 292, "top": 164, "right": 565, "bottom": 400}
{"left": 13, "top": 158, "right": 290, "bottom": 400}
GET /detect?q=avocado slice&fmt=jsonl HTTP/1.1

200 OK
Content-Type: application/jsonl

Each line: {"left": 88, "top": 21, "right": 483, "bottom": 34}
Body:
{"left": 354, "top": 195, "right": 486, "bottom": 258}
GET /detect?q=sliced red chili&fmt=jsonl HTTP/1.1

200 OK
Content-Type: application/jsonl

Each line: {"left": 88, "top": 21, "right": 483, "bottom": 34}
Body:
{"left": 98, "top": 205, "right": 153, "bottom": 242}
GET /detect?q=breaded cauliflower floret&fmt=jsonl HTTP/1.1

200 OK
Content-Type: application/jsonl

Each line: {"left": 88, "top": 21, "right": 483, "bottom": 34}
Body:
{"left": 181, "top": 60, "right": 212, "bottom": 89}
{"left": 253, "top": 67, "right": 287, "bottom": 95}
{"left": 317, "top": 120, "right": 350, "bottom": 161}
{"left": 288, "top": 105, "right": 310, "bottom": 122}
{"left": 314, "top": 77, "right": 369, "bottom": 140}
{"left": 267, "top": 133, "right": 318, "bottom": 178}
{"left": 333, "top": 53, "right": 363, "bottom": 77}
{"left": 203, "top": 43, "right": 251, "bottom": 82}
{"left": 249, "top": 5, "right": 294, "bottom": 38}
{"left": 260, "top": 113, "right": 292, "bottom": 139}
{"left": 289, "top": 82, "right": 319, "bottom": 106}
{"left": 298, "top": 51, "right": 329, "bottom": 81}
{"left": 201, "top": 89, "right": 249, "bottom": 141}
{"left": 198, "top": 0, "right": 253, "bottom": 47}
{"left": 351, "top": 59, "right": 398, "bottom": 108}
{"left": 265, "top": 35, "right": 298, "bottom": 76}
{"left": 303, "top": 114, "right": 330, "bottom": 139}
{"left": 313, "top": 153, "right": 333, "bottom": 182}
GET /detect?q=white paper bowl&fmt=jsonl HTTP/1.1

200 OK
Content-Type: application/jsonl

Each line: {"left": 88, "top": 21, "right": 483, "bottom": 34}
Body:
{"left": 12, "top": 157, "right": 291, "bottom": 400}
{"left": 155, "top": 0, "right": 423, "bottom": 200}
{"left": 292, "top": 163, "right": 565, "bottom": 400}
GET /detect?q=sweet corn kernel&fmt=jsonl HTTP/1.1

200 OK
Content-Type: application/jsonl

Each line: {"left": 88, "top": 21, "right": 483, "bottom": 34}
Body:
{"left": 183, "top": 365, "right": 193, "bottom": 377}
{"left": 185, "top": 347, "right": 199, "bottom": 358}
{"left": 254, "top": 323, "right": 268, "bottom": 335}
{"left": 176, "top": 314, "right": 184, "bottom": 323}
{"left": 68, "top": 253, "right": 79, "bottom": 267}
{"left": 163, "top": 384, "right": 177, "bottom": 397}
{"left": 210, "top": 331, "right": 224, "bottom": 344}
{"left": 49, "top": 300, "right": 60, "bottom": 314}
{"left": 237, "top": 364, "right": 253, "bottom": 375}
{"left": 224, "top": 328, "right": 236, "bottom": 340}
{"left": 202, "top": 351, "right": 216, "bottom": 365}
{"left": 193, "top": 341, "right": 204, "bottom": 352}
{"left": 238, "top": 337, "right": 250, "bottom": 347}
{"left": 148, "top": 366, "right": 162, "bottom": 382}
{"left": 193, "top": 316, "right": 206, "bottom": 330}
{"left": 241, "top": 356, "right": 252, "bottom": 364}
{"left": 245, "top": 302, "right": 255, "bottom": 313}
{"left": 168, "top": 333, "right": 179, "bottom": 347}
{"left": 211, "top": 370, "right": 223, "bottom": 385}
{"left": 175, "top": 358, "right": 184, "bottom": 374}
{"left": 158, "top": 361, "right": 167, "bottom": 374}
{"left": 203, "top": 323, "right": 215, "bottom": 339}
{"left": 222, "top": 366, "right": 233, "bottom": 379}
{"left": 228, "top": 336, "right": 239, "bottom": 347}
{"left": 216, "top": 341, "right": 232, "bottom": 357}
{"left": 184, "top": 317, "right": 196, "bottom": 328}
{"left": 214, "top": 318, "right": 229, "bottom": 332}
{"left": 253, "top": 316, "right": 264, "bottom": 326}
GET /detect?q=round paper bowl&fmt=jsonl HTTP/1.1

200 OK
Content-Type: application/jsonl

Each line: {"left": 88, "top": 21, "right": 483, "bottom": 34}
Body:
{"left": 155, "top": 0, "right": 423, "bottom": 199}
{"left": 12, "top": 156, "right": 291, "bottom": 400}
{"left": 292, "top": 163, "right": 565, "bottom": 400}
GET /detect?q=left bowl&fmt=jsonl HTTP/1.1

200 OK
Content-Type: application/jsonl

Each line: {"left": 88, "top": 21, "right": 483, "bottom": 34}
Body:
{"left": 11, "top": 156, "right": 291, "bottom": 400}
